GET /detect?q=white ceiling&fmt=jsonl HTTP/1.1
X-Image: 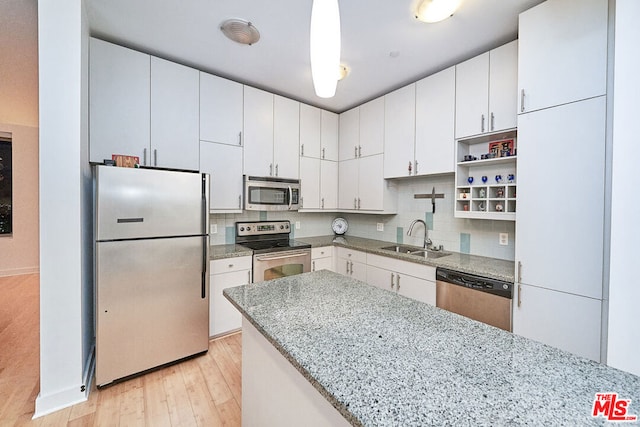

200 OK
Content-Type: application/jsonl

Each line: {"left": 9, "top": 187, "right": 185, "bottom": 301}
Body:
{"left": 88, "top": 0, "right": 544, "bottom": 113}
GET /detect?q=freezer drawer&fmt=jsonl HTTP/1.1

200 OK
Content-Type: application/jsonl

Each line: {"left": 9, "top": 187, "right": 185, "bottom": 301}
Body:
{"left": 95, "top": 165, "right": 207, "bottom": 240}
{"left": 95, "top": 236, "right": 209, "bottom": 386}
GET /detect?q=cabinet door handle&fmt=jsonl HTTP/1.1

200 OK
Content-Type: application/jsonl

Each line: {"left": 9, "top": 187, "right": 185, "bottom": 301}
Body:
{"left": 517, "top": 284, "right": 522, "bottom": 308}
{"left": 408, "top": 161, "right": 412, "bottom": 175}
{"left": 358, "top": 145, "right": 362, "bottom": 157}
{"left": 517, "top": 261, "right": 522, "bottom": 283}
{"left": 143, "top": 148, "right": 147, "bottom": 166}
{"left": 390, "top": 273, "right": 395, "bottom": 290}
{"left": 321, "top": 198, "right": 325, "bottom": 209}
{"left": 357, "top": 198, "right": 361, "bottom": 209}
{"left": 322, "top": 147, "right": 325, "bottom": 159}
{"left": 275, "top": 164, "right": 279, "bottom": 176}
{"left": 300, "top": 197, "right": 303, "bottom": 208}
{"left": 520, "top": 89, "right": 525, "bottom": 113}
{"left": 238, "top": 131, "right": 242, "bottom": 146}
{"left": 154, "top": 149, "right": 158, "bottom": 166}
{"left": 490, "top": 112, "right": 495, "bottom": 131}
{"left": 269, "top": 163, "right": 273, "bottom": 176}
{"left": 312, "top": 260, "right": 316, "bottom": 271}
{"left": 396, "top": 274, "right": 400, "bottom": 291}
{"left": 346, "top": 260, "right": 350, "bottom": 274}
{"left": 248, "top": 270, "right": 252, "bottom": 283}
{"left": 239, "top": 195, "right": 242, "bottom": 209}
{"left": 414, "top": 160, "right": 418, "bottom": 175}
{"left": 228, "top": 263, "right": 234, "bottom": 268}
{"left": 301, "top": 144, "right": 304, "bottom": 157}
{"left": 481, "top": 114, "right": 485, "bottom": 133}
{"left": 354, "top": 146, "right": 358, "bottom": 158}
{"left": 354, "top": 198, "right": 357, "bottom": 209}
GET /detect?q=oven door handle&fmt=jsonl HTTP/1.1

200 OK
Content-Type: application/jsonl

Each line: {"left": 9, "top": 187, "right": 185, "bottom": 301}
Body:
{"left": 255, "top": 250, "right": 310, "bottom": 262}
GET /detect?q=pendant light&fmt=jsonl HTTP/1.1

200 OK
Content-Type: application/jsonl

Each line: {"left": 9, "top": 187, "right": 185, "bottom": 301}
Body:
{"left": 310, "top": 0, "right": 341, "bottom": 98}
{"left": 415, "top": 0, "right": 462, "bottom": 23}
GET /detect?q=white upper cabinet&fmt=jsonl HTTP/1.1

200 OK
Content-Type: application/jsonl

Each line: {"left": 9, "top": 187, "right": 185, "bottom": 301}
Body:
{"left": 299, "top": 156, "right": 321, "bottom": 210}
{"left": 415, "top": 66, "right": 455, "bottom": 176}
{"left": 321, "top": 110, "right": 339, "bottom": 161}
{"left": 200, "top": 141, "right": 243, "bottom": 212}
{"left": 89, "top": 38, "right": 150, "bottom": 164}
{"left": 150, "top": 57, "right": 200, "bottom": 171}
{"left": 455, "top": 52, "right": 489, "bottom": 139}
{"left": 518, "top": 0, "right": 608, "bottom": 113}
{"left": 339, "top": 107, "right": 359, "bottom": 160}
{"left": 455, "top": 41, "right": 518, "bottom": 139}
{"left": 243, "top": 86, "right": 274, "bottom": 177}
{"left": 300, "top": 104, "right": 322, "bottom": 159}
{"left": 320, "top": 160, "right": 338, "bottom": 210}
{"left": 338, "top": 158, "right": 359, "bottom": 210}
{"left": 200, "top": 72, "right": 243, "bottom": 146}
{"left": 358, "top": 97, "right": 385, "bottom": 157}
{"left": 488, "top": 41, "right": 518, "bottom": 132}
{"left": 273, "top": 95, "right": 300, "bottom": 179}
{"left": 384, "top": 84, "right": 416, "bottom": 178}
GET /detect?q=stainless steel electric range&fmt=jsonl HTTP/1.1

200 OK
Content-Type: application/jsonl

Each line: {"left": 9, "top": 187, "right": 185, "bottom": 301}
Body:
{"left": 235, "top": 220, "right": 311, "bottom": 282}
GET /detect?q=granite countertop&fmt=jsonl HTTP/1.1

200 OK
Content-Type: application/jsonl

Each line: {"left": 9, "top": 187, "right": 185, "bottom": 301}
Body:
{"left": 298, "top": 235, "right": 515, "bottom": 282}
{"left": 224, "top": 270, "right": 640, "bottom": 426}
{"left": 210, "top": 243, "right": 253, "bottom": 260}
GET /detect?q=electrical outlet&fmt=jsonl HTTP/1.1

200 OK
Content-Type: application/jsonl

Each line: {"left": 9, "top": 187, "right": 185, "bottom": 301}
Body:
{"left": 210, "top": 224, "right": 218, "bottom": 234}
{"left": 377, "top": 223, "right": 384, "bottom": 232}
{"left": 499, "top": 233, "right": 508, "bottom": 246}
{"left": 295, "top": 221, "right": 301, "bottom": 230}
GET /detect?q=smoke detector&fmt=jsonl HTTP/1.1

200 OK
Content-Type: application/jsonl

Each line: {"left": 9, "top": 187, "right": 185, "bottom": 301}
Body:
{"left": 220, "top": 19, "right": 260, "bottom": 46}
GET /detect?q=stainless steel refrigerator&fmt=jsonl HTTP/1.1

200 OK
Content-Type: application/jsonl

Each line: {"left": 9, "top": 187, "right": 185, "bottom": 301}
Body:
{"left": 94, "top": 165, "right": 210, "bottom": 387}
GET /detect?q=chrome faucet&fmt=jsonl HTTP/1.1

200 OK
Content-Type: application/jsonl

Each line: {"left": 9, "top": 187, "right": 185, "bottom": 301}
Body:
{"left": 407, "top": 219, "right": 432, "bottom": 249}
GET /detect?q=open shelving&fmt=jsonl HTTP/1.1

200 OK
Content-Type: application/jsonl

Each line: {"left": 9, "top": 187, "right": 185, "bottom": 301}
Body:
{"left": 455, "top": 130, "right": 517, "bottom": 221}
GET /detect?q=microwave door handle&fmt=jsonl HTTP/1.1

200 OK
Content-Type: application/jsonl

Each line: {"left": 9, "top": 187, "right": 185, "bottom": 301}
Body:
{"left": 288, "top": 186, "right": 293, "bottom": 210}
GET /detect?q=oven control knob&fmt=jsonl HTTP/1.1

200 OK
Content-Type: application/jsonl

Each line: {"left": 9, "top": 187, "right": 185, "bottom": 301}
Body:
{"left": 280, "top": 225, "right": 284, "bottom": 230}
{"left": 246, "top": 226, "right": 251, "bottom": 231}
{"left": 285, "top": 224, "right": 289, "bottom": 229}
{"left": 240, "top": 227, "right": 244, "bottom": 231}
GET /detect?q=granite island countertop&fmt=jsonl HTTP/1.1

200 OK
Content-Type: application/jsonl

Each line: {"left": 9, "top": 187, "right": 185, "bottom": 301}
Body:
{"left": 298, "top": 235, "right": 515, "bottom": 282}
{"left": 224, "top": 270, "right": 640, "bottom": 426}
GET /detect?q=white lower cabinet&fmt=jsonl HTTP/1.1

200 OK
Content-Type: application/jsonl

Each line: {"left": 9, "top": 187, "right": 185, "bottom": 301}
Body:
{"left": 513, "top": 284, "right": 602, "bottom": 362}
{"left": 335, "top": 247, "right": 367, "bottom": 282}
{"left": 210, "top": 256, "right": 252, "bottom": 337}
{"left": 366, "top": 254, "right": 436, "bottom": 306}
{"left": 311, "top": 246, "right": 334, "bottom": 272}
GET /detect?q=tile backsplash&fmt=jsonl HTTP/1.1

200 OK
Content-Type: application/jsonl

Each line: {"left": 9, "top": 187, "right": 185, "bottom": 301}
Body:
{"left": 210, "top": 174, "right": 515, "bottom": 261}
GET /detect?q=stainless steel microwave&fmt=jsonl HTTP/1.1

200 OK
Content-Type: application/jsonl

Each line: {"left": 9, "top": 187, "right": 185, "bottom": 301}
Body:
{"left": 244, "top": 176, "right": 301, "bottom": 211}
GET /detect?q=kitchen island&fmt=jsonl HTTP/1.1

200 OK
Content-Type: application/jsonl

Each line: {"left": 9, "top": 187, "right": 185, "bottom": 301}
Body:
{"left": 224, "top": 270, "right": 640, "bottom": 426}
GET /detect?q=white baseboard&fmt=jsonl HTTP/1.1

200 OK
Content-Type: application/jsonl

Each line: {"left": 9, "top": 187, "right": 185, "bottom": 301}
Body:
{"left": 0, "top": 266, "right": 40, "bottom": 277}
{"left": 33, "top": 346, "right": 95, "bottom": 419}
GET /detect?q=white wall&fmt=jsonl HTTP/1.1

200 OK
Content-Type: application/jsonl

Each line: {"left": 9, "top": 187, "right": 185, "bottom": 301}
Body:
{"left": 606, "top": 0, "right": 640, "bottom": 377}
{"left": 36, "top": 0, "right": 93, "bottom": 416}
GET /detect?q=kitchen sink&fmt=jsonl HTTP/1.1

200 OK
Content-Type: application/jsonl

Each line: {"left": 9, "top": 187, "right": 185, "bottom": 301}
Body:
{"left": 379, "top": 245, "right": 451, "bottom": 259}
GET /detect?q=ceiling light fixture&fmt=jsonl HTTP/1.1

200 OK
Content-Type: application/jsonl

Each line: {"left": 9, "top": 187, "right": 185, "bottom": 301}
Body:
{"left": 338, "top": 65, "right": 349, "bottom": 81}
{"left": 310, "top": 0, "right": 341, "bottom": 98}
{"left": 415, "top": 0, "right": 462, "bottom": 23}
{"left": 220, "top": 18, "right": 260, "bottom": 45}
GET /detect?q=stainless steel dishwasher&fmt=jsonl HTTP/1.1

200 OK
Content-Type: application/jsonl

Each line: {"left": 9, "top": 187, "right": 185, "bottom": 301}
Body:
{"left": 436, "top": 268, "right": 513, "bottom": 331}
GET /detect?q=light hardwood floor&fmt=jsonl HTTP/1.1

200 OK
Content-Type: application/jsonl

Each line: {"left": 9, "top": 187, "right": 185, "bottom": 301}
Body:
{"left": 0, "top": 274, "right": 242, "bottom": 426}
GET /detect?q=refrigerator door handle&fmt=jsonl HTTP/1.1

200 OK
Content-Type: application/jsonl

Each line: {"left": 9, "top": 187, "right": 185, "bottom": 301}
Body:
{"left": 201, "top": 173, "right": 210, "bottom": 299}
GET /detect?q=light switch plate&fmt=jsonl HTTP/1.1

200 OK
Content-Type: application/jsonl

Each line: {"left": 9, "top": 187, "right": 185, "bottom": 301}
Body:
{"left": 377, "top": 223, "right": 384, "bottom": 232}
{"left": 211, "top": 224, "right": 218, "bottom": 234}
{"left": 295, "top": 221, "right": 301, "bottom": 230}
{"left": 499, "top": 233, "right": 508, "bottom": 246}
